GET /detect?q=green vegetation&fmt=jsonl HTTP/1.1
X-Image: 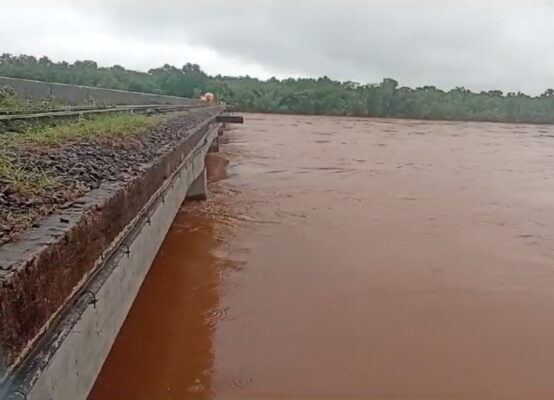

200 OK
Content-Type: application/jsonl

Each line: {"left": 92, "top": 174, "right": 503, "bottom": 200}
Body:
{"left": 0, "top": 156, "right": 55, "bottom": 194}
{"left": 0, "top": 113, "right": 155, "bottom": 193}
{"left": 0, "top": 54, "right": 207, "bottom": 98}
{"left": 12, "top": 113, "right": 157, "bottom": 147}
{"left": 2, "top": 53, "right": 554, "bottom": 123}
{"left": 0, "top": 111, "right": 158, "bottom": 242}
{"left": 0, "top": 85, "right": 67, "bottom": 113}
{"left": 0, "top": 146, "right": 58, "bottom": 234}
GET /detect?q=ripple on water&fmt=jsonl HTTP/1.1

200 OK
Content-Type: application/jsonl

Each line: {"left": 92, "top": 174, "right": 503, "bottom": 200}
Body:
{"left": 204, "top": 306, "right": 231, "bottom": 328}
{"left": 90, "top": 113, "right": 554, "bottom": 400}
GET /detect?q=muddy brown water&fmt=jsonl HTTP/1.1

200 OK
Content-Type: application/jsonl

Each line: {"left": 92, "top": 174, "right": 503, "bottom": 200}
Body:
{"left": 89, "top": 114, "right": 554, "bottom": 399}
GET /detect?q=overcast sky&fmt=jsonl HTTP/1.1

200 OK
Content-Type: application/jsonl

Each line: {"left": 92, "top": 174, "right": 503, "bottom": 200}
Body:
{"left": 1, "top": 0, "right": 554, "bottom": 94}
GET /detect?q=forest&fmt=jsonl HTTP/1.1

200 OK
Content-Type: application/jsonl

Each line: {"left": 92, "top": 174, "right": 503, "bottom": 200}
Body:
{"left": 2, "top": 53, "right": 554, "bottom": 123}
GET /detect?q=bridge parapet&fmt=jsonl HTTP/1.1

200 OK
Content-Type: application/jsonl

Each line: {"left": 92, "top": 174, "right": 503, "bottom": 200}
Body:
{"left": 0, "top": 76, "right": 197, "bottom": 106}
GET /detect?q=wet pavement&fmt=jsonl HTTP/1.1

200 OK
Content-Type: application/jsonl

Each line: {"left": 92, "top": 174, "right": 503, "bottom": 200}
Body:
{"left": 90, "top": 114, "right": 554, "bottom": 399}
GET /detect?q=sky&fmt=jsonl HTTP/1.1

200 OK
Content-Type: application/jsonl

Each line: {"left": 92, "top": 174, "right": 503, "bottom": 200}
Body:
{"left": 1, "top": 0, "right": 554, "bottom": 95}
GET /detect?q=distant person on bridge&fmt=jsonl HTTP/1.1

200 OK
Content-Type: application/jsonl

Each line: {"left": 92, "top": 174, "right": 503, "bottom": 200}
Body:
{"left": 200, "top": 92, "right": 214, "bottom": 105}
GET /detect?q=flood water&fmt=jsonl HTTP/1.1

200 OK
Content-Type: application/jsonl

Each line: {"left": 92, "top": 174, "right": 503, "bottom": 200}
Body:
{"left": 89, "top": 114, "right": 554, "bottom": 399}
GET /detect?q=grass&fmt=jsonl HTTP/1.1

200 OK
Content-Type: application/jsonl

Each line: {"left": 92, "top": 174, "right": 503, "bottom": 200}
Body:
{"left": 0, "top": 155, "right": 56, "bottom": 242}
{"left": 0, "top": 86, "right": 68, "bottom": 113}
{"left": 0, "top": 112, "right": 159, "bottom": 194}
{"left": 0, "top": 156, "right": 56, "bottom": 194}
{"left": 11, "top": 113, "right": 159, "bottom": 147}
{"left": 0, "top": 111, "right": 161, "bottom": 242}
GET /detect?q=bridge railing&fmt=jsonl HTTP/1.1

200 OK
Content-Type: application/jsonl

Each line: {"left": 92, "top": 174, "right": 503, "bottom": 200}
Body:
{"left": 0, "top": 76, "right": 197, "bottom": 106}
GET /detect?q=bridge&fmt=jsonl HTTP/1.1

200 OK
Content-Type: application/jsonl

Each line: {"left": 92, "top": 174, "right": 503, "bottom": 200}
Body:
{"left": 0, "top": 77, "right": 242, "bottom": 400}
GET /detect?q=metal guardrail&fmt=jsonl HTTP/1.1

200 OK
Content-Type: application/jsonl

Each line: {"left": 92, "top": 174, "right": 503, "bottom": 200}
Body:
{"left": 0, "top": 104, "right": 208, "bottom": 123}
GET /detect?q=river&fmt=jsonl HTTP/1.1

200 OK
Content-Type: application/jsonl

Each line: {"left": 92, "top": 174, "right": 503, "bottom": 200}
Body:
{"left": 89, "top": 113, "right": 554, "bottom": 399}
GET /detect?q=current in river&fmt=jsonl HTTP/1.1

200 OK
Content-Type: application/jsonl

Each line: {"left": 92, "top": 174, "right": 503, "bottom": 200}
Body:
{"left": 90, "top": 114, "right": 554, "bottom": 399}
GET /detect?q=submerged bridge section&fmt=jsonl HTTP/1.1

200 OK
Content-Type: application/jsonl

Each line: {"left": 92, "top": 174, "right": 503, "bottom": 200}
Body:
{"left": 0, "top": 80, "right": 242, "bottom": 400}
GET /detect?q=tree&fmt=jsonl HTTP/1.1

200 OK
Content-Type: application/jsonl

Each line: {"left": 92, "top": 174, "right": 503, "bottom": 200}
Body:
{"left": 2, "top": 53, "right": 554, "bottom": 123}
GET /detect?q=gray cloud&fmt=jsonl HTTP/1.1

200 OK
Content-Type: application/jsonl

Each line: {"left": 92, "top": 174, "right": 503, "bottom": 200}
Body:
{"left": 2, "top": 0, "right": 554, "bottom": 94}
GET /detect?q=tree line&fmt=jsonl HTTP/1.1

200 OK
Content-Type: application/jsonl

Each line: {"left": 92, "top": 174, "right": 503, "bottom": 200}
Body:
{"left": 2, "top": 53, "right": 554, "bottom": 123}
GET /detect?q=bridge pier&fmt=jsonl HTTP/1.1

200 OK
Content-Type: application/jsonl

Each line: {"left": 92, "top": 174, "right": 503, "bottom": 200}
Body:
{"left": 186, "top": 168, "right": 208, "bottom": 201}
{"left": 208, "top": 136, "right": 220, "bottom": 153}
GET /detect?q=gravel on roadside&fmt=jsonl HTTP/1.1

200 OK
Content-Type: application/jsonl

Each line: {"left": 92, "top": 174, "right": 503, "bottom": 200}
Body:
{"left": 0, "top": 108, "right": 218, "bottom": 245}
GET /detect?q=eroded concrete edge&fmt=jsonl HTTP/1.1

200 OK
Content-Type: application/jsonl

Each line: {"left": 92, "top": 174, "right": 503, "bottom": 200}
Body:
{"left": 0, "top": 109, "right": 223, "bottom": 379}
{"left": 6, "top": 126, "right": 219, "bottom": 400}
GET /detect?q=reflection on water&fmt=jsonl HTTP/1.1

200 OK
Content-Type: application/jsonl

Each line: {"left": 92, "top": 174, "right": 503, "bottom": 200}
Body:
{"left": 89, "top": 209, "right": 227, "bottom": 400}
{"left": 92, "top": 114, "right": 554, "bottom": 399}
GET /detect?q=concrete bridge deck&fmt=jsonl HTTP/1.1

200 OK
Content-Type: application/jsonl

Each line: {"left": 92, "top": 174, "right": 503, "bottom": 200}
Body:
{"left": 4, "top": 122, "right": 220, "bottom": 400}
{"left": 0, "top": 80, "right": 240, "bottom": 399}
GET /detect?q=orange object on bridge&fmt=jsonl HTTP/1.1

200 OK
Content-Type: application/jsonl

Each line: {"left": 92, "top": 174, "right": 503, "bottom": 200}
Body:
{"left": 200, "top": 92, "right": 214, "bottom": 104}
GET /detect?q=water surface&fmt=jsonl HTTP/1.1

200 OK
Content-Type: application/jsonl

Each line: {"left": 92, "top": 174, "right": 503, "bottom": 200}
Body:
{"left": 90, "top": 114, "right": 554, "bottom": 399}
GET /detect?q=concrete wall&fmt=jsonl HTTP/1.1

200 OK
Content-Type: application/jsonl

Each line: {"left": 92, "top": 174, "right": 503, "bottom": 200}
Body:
{"left": 0, "top": 76, "right": 196, "bottom": 106}
{"left": 5, "top": 126, "right": 219, "bottom": 400}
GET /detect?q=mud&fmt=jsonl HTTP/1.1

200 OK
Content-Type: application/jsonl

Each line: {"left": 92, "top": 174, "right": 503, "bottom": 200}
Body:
{"left": 91, "top": 114, "right": 554, "bottom": 399}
